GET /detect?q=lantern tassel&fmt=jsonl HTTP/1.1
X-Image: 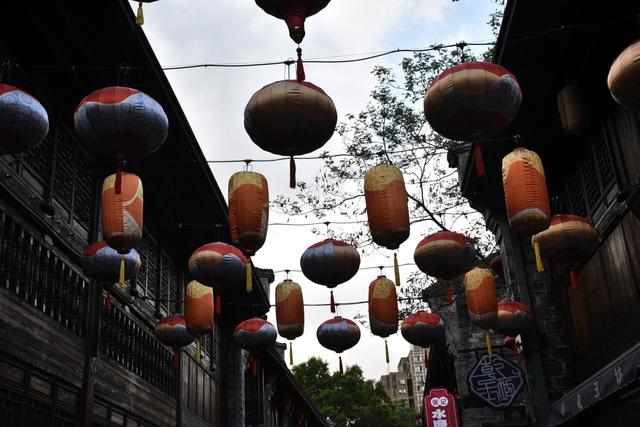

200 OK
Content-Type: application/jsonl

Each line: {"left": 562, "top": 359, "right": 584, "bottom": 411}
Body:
{"left": 447, "top": 281, "right": 453, "bottom": 306}
{"left": 196, "top": 338, "right": 201, "bottom": 363}
{"left": 135, "top": 1, "right": 144, "bottom": 25}
{"left": 172, "top": 352, "right": 178, "bottom": 369}
{"left": 330, "top": 290, "right": 336, "bottom": 313}
{"left": 424, "top": 350, "right": 430, "bottom": 369}
{"left": 474, "top": 143, "right": 486, "bottom": 177}
{"left": 339, "top": 356, "right": 343, "bottom": 375}
{"left": 533, "top": 240, "right": 544, "bottom": 272}
{"left": 119, "top": 255, "right": 125, "bottom": 289}
{"left": 485, "top": 332, "right": 492, "bottom": 358}
{"left": 296, "top": 47, "right": 305, "bottom": 82}
{"left": 393, "top": 252, "right": 400, "bottom": 286}
{"left": 215, "top": 292, "right": 222, "bottom": 315}
{"left": 246, "top": 258, "right": 253, "bottom": 293}
{"left": 384, "top": 339, "right": 390, "bottom": 364}
{"left": 289, "top": 342, "right": 294, "bottom": 365}
{"left": 569, "top": 269, "right": 578, "bottom": 290}
{"left": 289, "top": 156, "right": 296, "bottom": 189}
{"left": 104, "top": 289, "right": 112, "bottom": 313}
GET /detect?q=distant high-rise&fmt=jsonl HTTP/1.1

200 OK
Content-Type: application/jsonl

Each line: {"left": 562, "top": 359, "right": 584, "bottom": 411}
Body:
{"left": 379, "top": 345, "right": 429, "bottom": 412}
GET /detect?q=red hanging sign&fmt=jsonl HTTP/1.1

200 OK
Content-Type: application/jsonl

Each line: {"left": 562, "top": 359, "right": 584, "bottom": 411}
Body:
{"left": 423, "top": 388, "right": 459, "bottom": 427}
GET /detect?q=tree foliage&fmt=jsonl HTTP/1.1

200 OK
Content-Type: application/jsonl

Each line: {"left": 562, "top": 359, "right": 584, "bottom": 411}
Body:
{"left": 293, "top": 357, "right": 419, "bottom": 427}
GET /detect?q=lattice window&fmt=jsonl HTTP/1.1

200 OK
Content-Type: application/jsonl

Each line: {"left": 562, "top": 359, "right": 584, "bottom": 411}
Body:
{"left": 145, "top": 235, "right": 159, "bottom": 302}
{"left": 20, "top": 136, "right": 51, "bottom": 182}
{"left": 73, "top": 152, "right": 95, "bottom": 224}
{"left": 53, "top": 132, "right": 75, "bottom": 208}
{"left": 566, "top": 172, "right": 587, "bottom": 218}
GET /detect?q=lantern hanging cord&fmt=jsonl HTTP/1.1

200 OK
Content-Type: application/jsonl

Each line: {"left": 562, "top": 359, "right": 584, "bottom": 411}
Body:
{"left": 274, "top": 263, "right": 415, "bottom": 274}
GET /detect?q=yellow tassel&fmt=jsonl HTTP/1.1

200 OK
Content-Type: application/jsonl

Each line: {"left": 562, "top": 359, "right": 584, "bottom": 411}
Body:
{"left": 384, "top": 339, "right": 390, "bottom": 364}
{"left": 289, "top": 342, "right": 294, "bottom": 365}
{"left": 534, "top": 240, "right": 544, "bottom": 272}
{"left": 486, "top": 332, "right": 492, "bottom": 358}
{"left": 196, "top": 338, "right": 201, "bottom": 363}
{"left": 246, "top": 259, "right": 253, "bottom": 293}
{"left": 393, "top": 252, "right": 400, "bottom": 287}
{"left": 119, "top": 256, "right": 125, "bottom": 289}
{"left": 135, "top": 1, "right": 144, "bottom": 25}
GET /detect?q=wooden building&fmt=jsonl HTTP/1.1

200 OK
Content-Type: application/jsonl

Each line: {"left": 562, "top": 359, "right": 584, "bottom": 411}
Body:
{"left": 0, "top": 1, "right": 327, "bottom": 426}
{"left": 434, "top": 1, "right": 640, "bottom": 426}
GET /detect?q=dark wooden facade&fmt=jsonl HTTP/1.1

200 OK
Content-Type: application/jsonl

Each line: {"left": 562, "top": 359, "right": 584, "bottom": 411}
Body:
{"left": 0, "top": 1, "right": 327, "bottom": 426}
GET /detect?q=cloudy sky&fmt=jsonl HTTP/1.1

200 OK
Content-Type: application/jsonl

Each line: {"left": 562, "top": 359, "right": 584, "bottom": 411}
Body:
{"left": 138, "top": 0, "right": 498, "bottom": 380}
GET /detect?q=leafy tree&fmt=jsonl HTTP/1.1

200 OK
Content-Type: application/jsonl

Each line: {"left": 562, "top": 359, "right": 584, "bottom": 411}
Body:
{"left": 293, "top": 357, "right": 419, "bottom": 427}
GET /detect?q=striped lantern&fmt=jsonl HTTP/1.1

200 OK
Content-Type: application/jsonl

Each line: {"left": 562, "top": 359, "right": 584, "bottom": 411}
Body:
{"left": 228, "top": 171, "right": 269, "bottom": 293}
{"left": 493, "top": 298, "right": 533, "bottom": 337}
{"left": 233, "top": 318, "right": 278, "bottom": 352}
{"left": 364, "top": 164, "right": 410, "bottom": 285}
{"left": 608, "top": 40, "right": 640, "bottom": 108}
{"left": 464, "top": 268, "right": 498, "bottom": 329}
{"left": 531, "top": 214, "right": 597, "bottom": 289}
{"left": 244, "top": 80, "right": 337, "bottom": 188}
{"left": 300, "top": 239, "right": 360, "bottom": 313}
{"left": 74, "top": 86, "right": 168, "bottom": 160}
{"left": 0, "top": 84, "right": 49, "bottom": 155}
{"left": 502, "top": 147, "right": 550, "bottom": 234}
{"left": 368, "top": 276, "right": 398, "bottom": 363}
{"left": 557, "top": 86, "right": 589, "bottom": 135}
{"left": 255, "top": 0, "right": 331, "bottom": 44}
{"left": 102, "top": 172, "right": 143, "bottom": 253}
{"left": 154, "top": 314, "right": 196, "bottom": 369}
{"left": 81, "top": 241, "right": 141, "bottom": 282}
{"left": 188, "top": 242, "right": 247, "bottom": 290}
{"left": 275, "top": 279, "right": 305, "bottom": 364}
{"left": 400, "top": 311, "right": 445, "bottom": 348}
{"left": 424, "top": 61, "right": 521, "bottom": 176}
{"left": 316, "top": 316, "right": 361, "bottom": 374}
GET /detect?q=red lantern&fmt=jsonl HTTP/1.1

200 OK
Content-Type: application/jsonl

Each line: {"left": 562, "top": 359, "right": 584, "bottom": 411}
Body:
{"left": 0, "top": 84, "right": 48, "bottom": 155}
{"left": 255, "top": 0, "right": 331, "bottom": 44}
{"left": 464, "top": 268, "right": 498, "bottom": 329}
{"left": 400, "top": 311, "right": 445, "bottom": 348}
{"left": 502, "top": 147, "right": 550, "bottom": 234}
{"left": 316, "top": 316, "right": 360, "bottom": 374}
{"left": 300, "top": 239, "right": 360, "bottom": 313}
{"left": 244, "top": 80, "right": 337, "bottom": 188}
{"left": 368, "top": 275, "right": 398, "bottom": 363}
{"left": 364, "top": 164, "right": 410, "bottom": 285}
{"left": 493, "top": 298, "right": 533, "bottom": 336}
{"left": 557, "top": 86, "right": 589, "bottom": 135}
{"left": 234, "top": 318, "right": 278, "bottom": 352}
{"left": 102, "top": 172, "right": 144, "bottom": 254}
{"left": 275, "top": 279, "right": 305, "bottom": 364}
{"left": 489, "top": 254, "right": 504, "bottom": 277}
{"left": 154, "top": 315, "right": 196, "bottom": 368}
{"left": 185, "top": 280, "right": 214, "bottom": 363}
{"left": 608, "top": 40, "right": 640, "bottom": 108}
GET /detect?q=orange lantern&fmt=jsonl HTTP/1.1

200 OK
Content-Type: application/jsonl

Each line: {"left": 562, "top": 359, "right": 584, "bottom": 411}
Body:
{"left": 275, "top": 279, "right": 305, "bottom": 364}
{"left": 608, "top": 40, "right": 640, "bottom": 108}
{"left": 493, "top": 298, "right": 533, "bottom": 337}
{"left": 364, "top": 164, "right": 410, "bottom": 285}
{"left": 464, "top": 268, "right": 498, "bottom": 329}
{"left": 502, "top": 147, "right": 550, "bottom": 234}
{"left": 368, "top": 275, "right": 398, "bottom": 363}
{"left": 185, "top": 280, "right": 214, "bottom": 362}
{"left": 228, "top": 170, "right": 269, "bottom": 293}
{"left": 557, "top": 86, "right": 589, "bottom": 135}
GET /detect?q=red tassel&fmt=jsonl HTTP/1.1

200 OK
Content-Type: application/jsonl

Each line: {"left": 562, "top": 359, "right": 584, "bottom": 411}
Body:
{"left": 339, "top": 356, "right": 343, "bottom": 374}
{"left": 505, "top": 336, "right": 520, "bottom": 357}
{"left": 474, "top": 144, "right": 486, "bottom": 177}
{"left": 330, "top": 291, "right": 336, "bottom": 313}
{"left": 447, "top": 282, "right": 453, "bottom": 306}
{"left": 424, "top": 350, "right": 430, "bottom": 369}
{"left": 289, "top": 156, "right": 296, "bottom": 189}
{"left": 215, "top": 292, "right": 221, "bottom": 315}
{"left": 251, "top": 353, "right": 257, "bottom": 377}
{"left": 104, "top": 289, "right": 112, "bottom": 313}
{"left": 172, "top": 352, "right": 177, "bottom": 369}
{"left": 570, "top": 269, "right": 578, "bottom": 290}
{"left": 115, "top": 161, "right": 123, "bottom": 195}
{"left": 296, "top": 47, "right": 305, "bottom": 82}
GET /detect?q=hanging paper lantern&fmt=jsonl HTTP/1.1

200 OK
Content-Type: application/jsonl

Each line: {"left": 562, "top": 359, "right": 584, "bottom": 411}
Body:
{"left": 608, "top": 40, "right": 640, "bottom": 108}
{"left": 464, "top": 268, "right": 498, "bottom": 329}
{"left": 300, "top": 239, "right": 360, "bottom": 287}
{"left": 0, "top": 84, "right": 49, "bottom": 155}
{"left": 275, "top": 279, "right": 304, "bottom": 340}
{"left": 490, "top": 254, "right": 504, "bottom": 276}
{"left": 188, "top": 242, "right": 247, "bottom": 289}
{"left": 557, "top": 85, "right": 589, "bottom": 135}
{"left": 74, "top": 86, "right": 168, "bottom": 160}
{"left": 493, "top": 298, "right": 533, "bottom": 336}
{"left": 185, "top": 280, "right": 214, "bottom": 337}
{"left": 400, "top": 311, "right": 445, "bottom": 347}
{"left": 81, "top": 241, "right": 141, "bottom": 282}
{"left": 364, "top": 164, "right": 410, "bottom": 285}
{"left": 228, "top": 171, "right": 269, "bottom": 256}
{"left": 317, "top": 316, "right": 360, "bottom": 374}
{"left": 102, "top": 172, "right": 143, "bottom": 254}
{"left": 504, "top": 335, "right": 521, "bottom": 356}
{"left": 244, "top": 80, "right": 337, "bottom": 188}
{"left": 502, "top": 147, "right": 550, "bottom": 234}
{"left": 255, "top": 0, "right": 331, "bottom": 44}
{"left": 154, "top": 314, "right": 196, "bottom": 349}
{"left": 368, "top": 276, "right": 398, "bottom": 338}
{"left": 414, "top": 231, "right": 475, "bottom": 279}
{"left": 234, "top": 318, "right": 278, "bottom": 352}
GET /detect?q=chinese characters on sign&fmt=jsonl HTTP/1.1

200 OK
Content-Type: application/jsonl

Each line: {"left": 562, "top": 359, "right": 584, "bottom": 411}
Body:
{"left": 423, "top": 388, "right": 459, "bottom": 427}
{"left": 468, "top": 354, "right": 524, "bottom": 409}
